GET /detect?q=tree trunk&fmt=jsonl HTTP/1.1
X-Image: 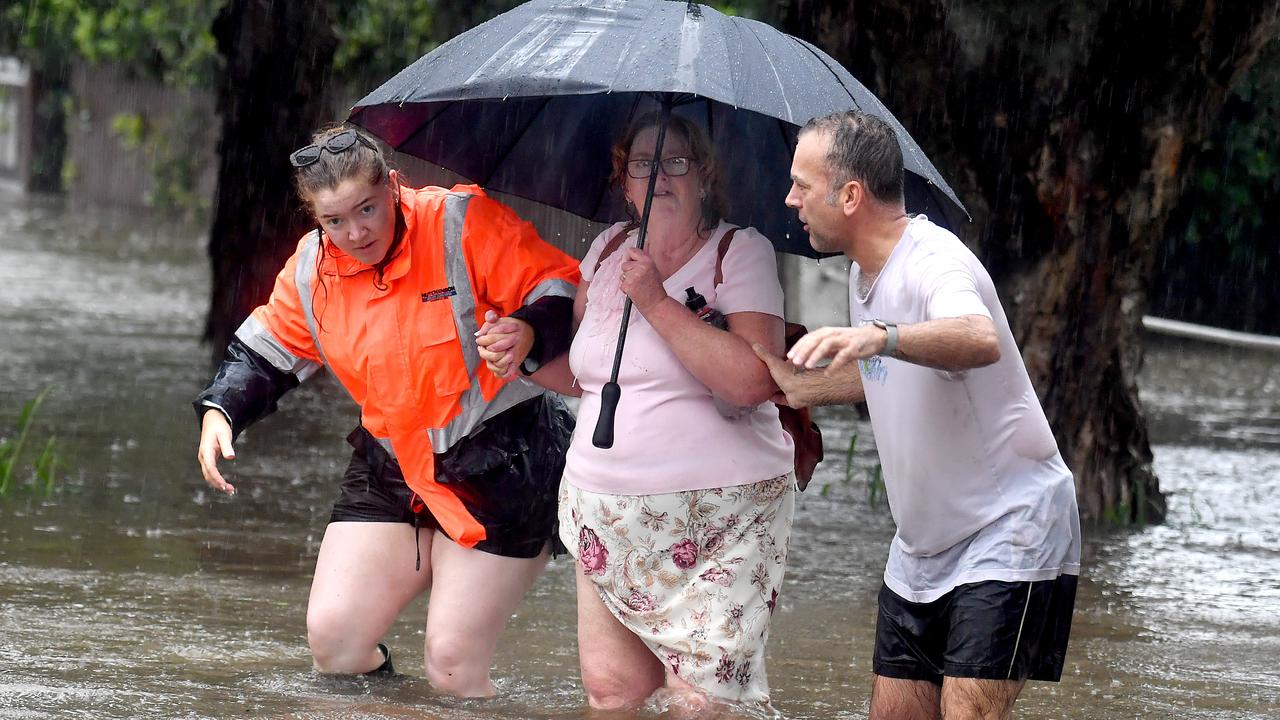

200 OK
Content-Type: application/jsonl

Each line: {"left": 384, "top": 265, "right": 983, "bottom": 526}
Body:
{"left": 770, "top": 0, "right": 1280, "bottom": 524}
{"left": 203, "top": 0, "right": 338, "bottom": 362}
{"left": 25, "top": 65, "right": 69, "bottom": 193}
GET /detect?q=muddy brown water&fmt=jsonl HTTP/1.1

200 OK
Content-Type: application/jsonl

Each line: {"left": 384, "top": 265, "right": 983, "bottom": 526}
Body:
{"left": 1, "top": 189, "right": 1277, "bottom": 719}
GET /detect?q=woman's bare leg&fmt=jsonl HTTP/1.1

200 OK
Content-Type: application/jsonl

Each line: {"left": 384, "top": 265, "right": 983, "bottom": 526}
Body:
{"left": 306, "top": 521, "right": 432, "bottom": 674}
{"left": 421, "top": 531, "right": 549, "bottom": 696}
{"left": 574, "top": 568, "right": 666, "bottom": 709}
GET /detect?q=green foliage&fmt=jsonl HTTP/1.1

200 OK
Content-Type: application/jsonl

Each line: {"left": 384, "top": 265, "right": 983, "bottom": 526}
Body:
{"left": 712, "top": 2, "right": 764, "bottom": 18}
{"left": 330, "top": 0, "right": 440, "bottom": 86}
{"left": 0, "top": 0, "right": 223, "bottom": 196}
{"left": 329, "top": 0, "right": 529, "bottom": 89}
{"left": 0, "top": 388, "right": 63, "bottom": 498}
{"left": 0, "top": 0, "right": 78, "bottom": 67}
{"left": 146, "top": 108, "right": 213, "bottom": 218}
{"left": 1, "top": 0, "right": 224, "bottom": 86}
{"left": 1154, "top": 37, "right": 1280, "bottom": 334}
{"left": 109, "top": 112, "right": 146, "bottom": 150}
{"left": 1182, "top": 44, "right": 1280, "bottom": 249}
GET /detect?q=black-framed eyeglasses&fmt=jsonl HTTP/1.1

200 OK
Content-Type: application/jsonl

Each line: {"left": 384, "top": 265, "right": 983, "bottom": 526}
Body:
{"left": 626, "top": 156, "right": 694, "bottom": 179}
{"left": 289, "top": 129, "right": 376, "bottom": 168}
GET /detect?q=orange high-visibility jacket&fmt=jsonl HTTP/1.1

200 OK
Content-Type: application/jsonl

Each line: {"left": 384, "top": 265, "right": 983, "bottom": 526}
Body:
{"left": 237, "top": 184, "right": 579, "bottom": 547}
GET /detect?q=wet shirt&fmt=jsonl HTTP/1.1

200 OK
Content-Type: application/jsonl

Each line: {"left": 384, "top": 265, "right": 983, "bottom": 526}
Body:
{"left": 564, "top": 221, "right": 795, "bottom": 495}
{"left": 852, "top": 215, "right": 1081, "bottom": 602}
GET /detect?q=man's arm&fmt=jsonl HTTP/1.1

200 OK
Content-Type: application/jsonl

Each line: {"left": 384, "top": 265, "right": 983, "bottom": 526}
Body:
{"left": 753, "top": 343, "right": 865, "bottom": 408}
{"left": 787, "top": 315, "right": 1000, "bottom": 373}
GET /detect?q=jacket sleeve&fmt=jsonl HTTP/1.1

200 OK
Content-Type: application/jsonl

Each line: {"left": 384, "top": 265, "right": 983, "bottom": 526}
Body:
{"left": 464, "top": 195, "right": 580, "bottom": 370}
{"left": 192, "top": 236, "right": 325, "bottom": 438}
{"left": 510, "top": 295, "right": 574, "bottom": 372}
{"left": 194, "top": 339, "right": 301, "bottom": 439}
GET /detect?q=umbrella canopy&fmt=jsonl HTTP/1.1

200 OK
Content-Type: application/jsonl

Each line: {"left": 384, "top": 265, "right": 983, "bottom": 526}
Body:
{"left": 349, "top": 0, "right": 966, "bottom": 259}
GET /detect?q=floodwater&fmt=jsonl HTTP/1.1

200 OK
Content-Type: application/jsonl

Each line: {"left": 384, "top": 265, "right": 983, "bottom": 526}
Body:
{"left": 0, "top": 187, "right": 1277, "bottom": 719}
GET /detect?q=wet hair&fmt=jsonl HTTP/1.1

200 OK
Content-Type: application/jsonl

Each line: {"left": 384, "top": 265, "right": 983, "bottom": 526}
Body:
{"left": 292, "top": 124, "right": 393, "bottom": 206}
{"left": 800, "top": 110, "right": 904, "bottom": 205}
{"left": 291, "top": 124, "right": 405, "bottom": 320}
{"left": 609, "top": 112, "right": 727, "bottom": 234}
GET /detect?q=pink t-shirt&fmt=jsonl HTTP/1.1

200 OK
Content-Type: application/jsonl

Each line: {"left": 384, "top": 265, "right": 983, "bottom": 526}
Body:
{"left": 564, "top": 220, "right": 795, "bottom": 495}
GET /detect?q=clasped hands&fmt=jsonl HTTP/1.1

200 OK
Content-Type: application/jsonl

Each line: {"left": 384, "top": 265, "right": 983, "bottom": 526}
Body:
{"left": 475, "top": 311, "right": 535, "bottom": 379}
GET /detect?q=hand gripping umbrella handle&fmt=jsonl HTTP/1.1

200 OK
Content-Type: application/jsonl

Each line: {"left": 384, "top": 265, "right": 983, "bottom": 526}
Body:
{"left": 592, "top": 97, "right": 673, "bottom": 449}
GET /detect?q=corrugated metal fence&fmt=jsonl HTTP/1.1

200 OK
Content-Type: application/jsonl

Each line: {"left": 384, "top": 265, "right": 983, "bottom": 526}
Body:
{"left": 67, "top": 63, "right": 219, "bottom": 209}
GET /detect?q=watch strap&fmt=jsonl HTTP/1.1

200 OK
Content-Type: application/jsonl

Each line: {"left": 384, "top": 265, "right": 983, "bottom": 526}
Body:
{"left": 883, "top": 322, "right": 898, "bottom": 357}
{"left": 873, "top": 319, "right": 898, "bottom": 357}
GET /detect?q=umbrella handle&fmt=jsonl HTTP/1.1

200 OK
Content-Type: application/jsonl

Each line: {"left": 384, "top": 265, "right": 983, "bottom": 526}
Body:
{"left": 592, "top": 380, "right": 622, "bottom": 448}
{"left": 592, "top": 294, "right": 635, "bottom": 448}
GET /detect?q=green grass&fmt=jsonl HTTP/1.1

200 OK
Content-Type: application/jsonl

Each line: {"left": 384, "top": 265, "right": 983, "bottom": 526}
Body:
{"left": 0, "top": 387, "right": 63, "bottom": 497}
{"left": 817, "top": 431, "right": 886, "bottom": 507}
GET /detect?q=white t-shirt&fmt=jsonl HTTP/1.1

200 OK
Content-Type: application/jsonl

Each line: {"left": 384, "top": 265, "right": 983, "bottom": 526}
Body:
{"left": 563, "top": 220, "right": 795, "bottom": 495}
{"left": 852, "top": 216, "right": 1081, "bottom": 603}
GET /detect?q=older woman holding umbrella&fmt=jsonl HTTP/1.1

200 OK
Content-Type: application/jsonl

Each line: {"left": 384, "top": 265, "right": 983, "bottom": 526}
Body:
{"left": 479, "top": 113, "right": 796, "bottom": 710}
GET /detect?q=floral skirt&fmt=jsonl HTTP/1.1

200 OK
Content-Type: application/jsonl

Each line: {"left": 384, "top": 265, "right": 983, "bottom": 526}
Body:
{"left": 558, "top": 474, "right": 795, "bottom": 704}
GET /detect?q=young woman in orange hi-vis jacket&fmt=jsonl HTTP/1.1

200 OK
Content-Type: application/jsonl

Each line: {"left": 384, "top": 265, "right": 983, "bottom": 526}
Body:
{"left": 194, "top": 125, "right": 579, "bottom": 695}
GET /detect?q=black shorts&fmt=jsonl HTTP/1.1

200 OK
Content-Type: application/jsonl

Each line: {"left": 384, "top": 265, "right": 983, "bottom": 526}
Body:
{"left": 873, "top": 574, "right": 1077, "bottom": 685}
{"left": 329, "top": 394, "right": 573, "bottom": 559}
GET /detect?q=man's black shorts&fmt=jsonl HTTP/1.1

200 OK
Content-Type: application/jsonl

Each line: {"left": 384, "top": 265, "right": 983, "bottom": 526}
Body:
{"left": 329, "top": 393, "right": 573, "bottom": 559}
{"left": 873, "top": 574, "right": 1077, "bottom": 685}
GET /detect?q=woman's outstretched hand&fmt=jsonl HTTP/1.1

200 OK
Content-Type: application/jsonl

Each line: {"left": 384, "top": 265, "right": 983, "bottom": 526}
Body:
{"left": 196, "top": 409, "right": 237, "bottom": 495}
{"left": 475, "top": 310, "right": 534, "bottom": 379}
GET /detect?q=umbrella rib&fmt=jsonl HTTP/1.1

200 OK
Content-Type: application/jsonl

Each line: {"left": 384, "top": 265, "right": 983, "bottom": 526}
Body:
{"left": 481, "top": 95, "right": 554, "bottom": 186}
{"left": 394, "top": 101, "right": 459, "bottom": 157}
{"left": 739, "top": 20, "right": 806, "bottom": 121}
{"left": 789, "top": 36, "right": 863, "bottom": 107}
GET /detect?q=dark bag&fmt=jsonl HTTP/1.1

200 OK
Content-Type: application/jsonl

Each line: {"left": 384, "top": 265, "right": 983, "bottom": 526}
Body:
{"left": 714, "top": 229, "right": 824, "bottom": 491}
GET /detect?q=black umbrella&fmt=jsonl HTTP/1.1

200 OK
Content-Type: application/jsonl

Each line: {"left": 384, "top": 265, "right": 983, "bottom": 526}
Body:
{"left": 349, "top": 0, "right": 966, "bottom": 445}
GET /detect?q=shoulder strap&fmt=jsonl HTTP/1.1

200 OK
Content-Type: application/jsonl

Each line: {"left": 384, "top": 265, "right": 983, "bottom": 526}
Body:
{"left": 591, "top": 225, "right": 630, "bottom": 277}
{"left": 713, "top": 227, "right": 739, "bottom": 288}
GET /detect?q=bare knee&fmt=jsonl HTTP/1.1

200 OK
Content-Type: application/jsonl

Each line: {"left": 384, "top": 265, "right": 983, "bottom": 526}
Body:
{"left": 578, "top": 648, "right": 665, "bottom": 711}
{"left": 580, "top": 665, "right": 662, "bottom": 710}
{"left": 424, "top": 633, "right": 494, "bottom": 697}
{"left": 306, "top": 605, "right": 370, "bottom": 673}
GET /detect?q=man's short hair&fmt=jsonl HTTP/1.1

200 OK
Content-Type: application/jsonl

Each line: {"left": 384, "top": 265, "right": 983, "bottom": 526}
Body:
{"left": 801, "top": 110, "right": 904, "bottom": 205}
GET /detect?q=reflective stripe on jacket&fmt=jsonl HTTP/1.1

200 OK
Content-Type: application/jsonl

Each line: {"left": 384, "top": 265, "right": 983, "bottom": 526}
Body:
{"left": 234, "top": 184, "right": 578, "bottom": 547}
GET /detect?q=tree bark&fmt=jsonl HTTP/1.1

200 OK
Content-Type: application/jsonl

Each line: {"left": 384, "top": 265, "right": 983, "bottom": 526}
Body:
{"left": 204, "top": 0, "right": 338, "bottom": 362}
{"left": 25, "top": 65, "right": 69, "bottom": 193}
{"left": 770, "top": 0, "right": 1280, "bottom": 524}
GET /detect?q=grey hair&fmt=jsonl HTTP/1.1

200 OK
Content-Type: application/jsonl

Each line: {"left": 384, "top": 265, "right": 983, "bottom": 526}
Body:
{"left": 800, "top": 110, "right": 904, "bottom": 205}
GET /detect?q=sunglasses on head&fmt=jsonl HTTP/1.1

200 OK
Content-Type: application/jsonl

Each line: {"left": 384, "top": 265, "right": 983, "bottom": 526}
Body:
{"left": 289, "top": 129, "right": 377, "bottom": 168}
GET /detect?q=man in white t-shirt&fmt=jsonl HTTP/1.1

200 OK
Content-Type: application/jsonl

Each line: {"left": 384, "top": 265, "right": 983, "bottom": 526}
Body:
{"left": 753, "top": 110, "right": 1081, "bottom": 720}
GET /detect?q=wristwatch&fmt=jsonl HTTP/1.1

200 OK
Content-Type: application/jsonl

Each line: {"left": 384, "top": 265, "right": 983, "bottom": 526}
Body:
{"left": 872, "top": 319, "right": 898, "bottom": 357}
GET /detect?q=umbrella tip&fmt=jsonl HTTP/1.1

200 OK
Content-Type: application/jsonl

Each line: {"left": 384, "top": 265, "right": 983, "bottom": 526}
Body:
{"left": 686, "top": 1, "right": 702, "bottom": 18}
